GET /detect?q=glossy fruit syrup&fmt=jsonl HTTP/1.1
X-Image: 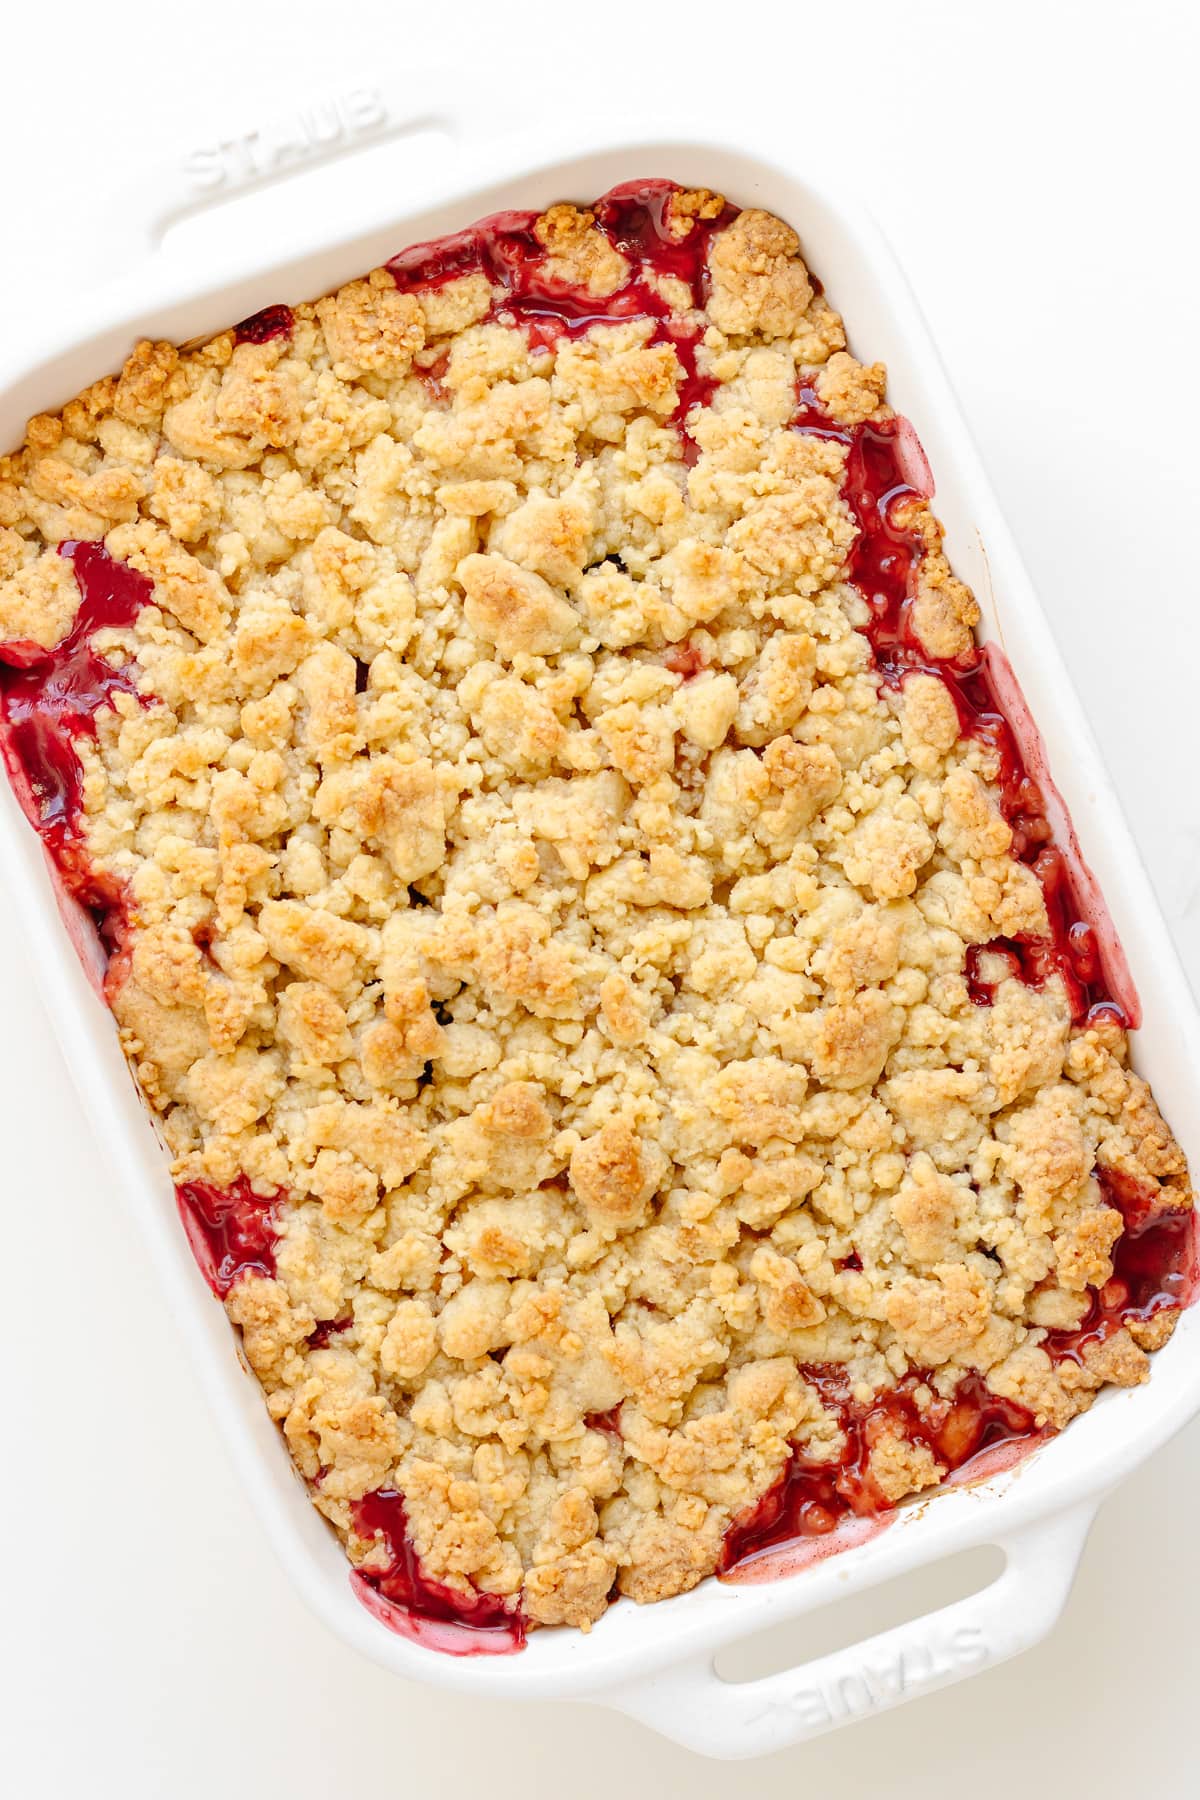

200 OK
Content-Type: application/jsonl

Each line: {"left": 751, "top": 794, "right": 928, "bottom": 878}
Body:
{"left": 1043, "top": 1167, "right": 1200, "bottom": 1363}
{"left": 584, "top": 1405, "right": 624, "bottom": 1439}
{"left": 718, "top": 391, "right": 1200, "bottom": 1580}
{"left": 0, "top": 541, "right": 152, "bottom": 936}
{"left": 175, "top": 1177, "right": 282, "bottom": 1298}
{"left": 350, "top": 1488, "right": 526, "bottom": 1655}
{"left": 663, "top": 641, "right": 707, "bottom": 680}
{"left": 719, "top": 1367, "right": 1039, "bottom": 1575}
{"left": 792, "top": 392, "right": 1122, "bottom": 1028}
{"left": 233, "top": 303, "right": 294, "bottom": 346}
{"left": 306, "top": 1316, "right": 353, "bottom": 1349}
{"left": 388, "top": 179, "right": 736, "bottom": 457}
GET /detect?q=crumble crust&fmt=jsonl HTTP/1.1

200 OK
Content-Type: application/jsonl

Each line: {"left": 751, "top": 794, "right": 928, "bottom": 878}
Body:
{"left": 0, "top": 189, "right": 1191, "bottom": 1634}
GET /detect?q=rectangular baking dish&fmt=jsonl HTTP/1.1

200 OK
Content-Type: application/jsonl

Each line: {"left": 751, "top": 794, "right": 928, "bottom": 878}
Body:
{"left": 3, "top": 87, "right": 1198, "bottom": 1760}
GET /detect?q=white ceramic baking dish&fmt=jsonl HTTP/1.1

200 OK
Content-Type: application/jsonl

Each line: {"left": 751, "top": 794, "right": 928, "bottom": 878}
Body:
{"left": 3, "top": 87, "right": 1198, "bottom": 1762}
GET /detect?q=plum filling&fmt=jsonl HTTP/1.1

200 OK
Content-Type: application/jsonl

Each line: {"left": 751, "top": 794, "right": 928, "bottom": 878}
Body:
{"left": 1043, "top": 1168, "right": 1200, "bottom": 1364}
{"left": 584, "top": 1405, "right": 624, "bottom": 1439}
{"left": 306, "top": 1316, "right": 353, "bottom": 1349}
{"left": 721, "top": 1172, "right": 1198, "bottom": 1575}
{"left": 715, "top": 400, "right": 1195, "bottom": 1575}
{"left": 388, "top": 179, "right": 736, "bottom": 457}
{"left": 350, "top": 1488, "right": 526, "bottom": 1655}
{"left": 792, "top": 396, "right": 1123, "bottom": 1026}
{"left": 2, "top": 193, "right": 1189, "bottom": 1639}
{"left": 720, "top": 1368, "right": 1040, "bottom": 1574}
{"left": 175, "top": 1178, "right": 282, "bottom": 1298}
{"left": 233, "top": 303, "right": 294, "bottom": 346}
{"left": 663, "top": 641, "right": 707, "bottom": 680}
{"left": 0, "top": 540, "right": 152, "bottom": 942}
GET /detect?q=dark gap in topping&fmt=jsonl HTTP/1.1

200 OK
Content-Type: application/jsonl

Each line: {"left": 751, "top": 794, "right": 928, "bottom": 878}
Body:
{"left": 835, "top": 1249, "right": 863, "bottom": 1273}
{"left": 192, "top": 919, "right": 218, "bottom": 961}
{"left": 952, "top": 677, "right": 1116, "bottom": 1023}
{"left": 1043, "top": 1167, "right": 1200, "bottom": 1364}
{"left": 408, "top": 886, "right": 434, "bottom": 907}
{"left": 233, "top": 303, "right": 295, "bottom": 347}
{"left": 306, "top": 1316, "right": 353, "bottom": 1349}
{"left": 175, "top": 1177, "right": 283, "bottom": 1298}
{"left": 719, "top": 1367, "right": 1041, "bottom": 1573}
{"left": 584, "top": 1404, "right": 624, "bottom": 1439}
{"left": 663, "top": 641, "right": 707, "bottom": 681}
{"left": 0, "top": 540, "right": 154, "bottom": 950}
{"left": 354, "top": 657, "right": 371, "bottom": 694}
{"left": 387, "top": 180, "right": 736, "bottom": 459}
{"left": 963, "top": 938, "right": 1027, "bottom": 1005}
{"left": 350, "top": 1487, "right": 526, "bottom": 1655}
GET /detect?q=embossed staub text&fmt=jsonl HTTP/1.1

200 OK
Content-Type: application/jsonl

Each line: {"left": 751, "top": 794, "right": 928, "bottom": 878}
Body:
{"left": 181, "top": 88, "right": 390, "bottom": 193}
{"left": 751, "top": 1624, "right": 990, "bottom": 1732}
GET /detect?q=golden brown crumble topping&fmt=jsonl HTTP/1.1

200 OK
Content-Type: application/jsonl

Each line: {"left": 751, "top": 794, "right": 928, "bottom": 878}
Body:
{"left": 0, "top": 186, "right": 1191, "bottom": 1639}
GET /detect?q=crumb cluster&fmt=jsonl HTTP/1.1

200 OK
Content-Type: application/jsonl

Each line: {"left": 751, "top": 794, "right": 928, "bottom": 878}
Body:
{"left": 0, "top": 188, "right": 1190, "bottom": 1634}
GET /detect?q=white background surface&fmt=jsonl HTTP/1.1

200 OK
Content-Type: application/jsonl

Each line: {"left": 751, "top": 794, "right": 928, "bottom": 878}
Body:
{"left": 3, "top": 1, "right": 1197, "bottom": 1791}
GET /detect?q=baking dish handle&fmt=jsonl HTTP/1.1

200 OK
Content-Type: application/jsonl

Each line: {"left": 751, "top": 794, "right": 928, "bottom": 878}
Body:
{"left": 599, "top": 1501, "right": 1098, "bottom": 1760}
{"left": 126, "top": 77, "right": 479, "bottom": 256}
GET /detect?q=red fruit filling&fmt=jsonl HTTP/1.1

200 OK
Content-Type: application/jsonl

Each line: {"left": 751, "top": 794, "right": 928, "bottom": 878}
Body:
{"left": 175, "top": 1177, "right": 282, "bottom": 1298}
{"left": 0, "top": 540, "right": 152, "bottom": 944}
{"left": 388, "top": 180, "right": 736, "bottom": 457}
{"left": 720, "top": 1169, "right": 1198, "bottom": 1575}
{"left": 792, "top": 395, "right": 1126, "bottom": 1027}
{"left": 720, "top": 1367, "right": 1040, "bottom": 1574}
{"left": 663, "top": 641, "right": 707, "bottom": 680}
{"left": 584, "top": 1405, "right": 624, "bottom": 1439}
{"left": 306, "top": 1316, "right": 354, "bottom": 1349}
{"left": 3, "top": 197, "right": 1190, "bottom": 1631}
{"left": 233, "top": 303, "right": 294, "bottom": 346}
{"left": 350, "top": 1488, "right": 526, "bottom": 1655}
{"left": 1043, "top": 1167, "right": 1200, "bottom": 1364}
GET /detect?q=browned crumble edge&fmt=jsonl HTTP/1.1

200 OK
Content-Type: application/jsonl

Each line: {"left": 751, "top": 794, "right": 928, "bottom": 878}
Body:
{"left": 0, "top": 192, "right": 1191, "bottom": 1634}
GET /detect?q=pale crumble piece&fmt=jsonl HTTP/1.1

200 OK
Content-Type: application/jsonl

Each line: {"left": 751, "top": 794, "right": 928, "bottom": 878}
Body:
{"left": 416, "top": 273, "right": 495, "bottom": 339}
{"left": 2, "top": 182, "right": 1189, "bottom": 1642}
{"left": 148, "top": 456, "right": 223, "bottom": 543}
{"left": 457, "top": 551, "right": 580, "bottom": 658}
{"left": 664, "top": 187, "right": 727, "bottom": 232}
{"left": 0, "top": 527, "right": 28, "bottom": 580}
{"left": 25, "top": 451, "right": 146, "bottom": 525}
{"left": 570, "top": 1117, "right": 668, "bottom": 1233}
{"left": 113, "top": 340, "right": 181, "bottom": 426}
{"left": 815, "top": 351, "right": 889, "bottom": 426}
{"left": 107, "top": 519, "right": 230, "bottom": 642}
{"left": 901, "top": 502, "right": 982, "bottom": 659}
{"left": 315, "top": 269, "right": 427, "bottom": 379}
{"left": 707, "top": 209, "right": 815, "bottom": 340}
{"left": 533, "top": 204, "right": 631, "bottom": 297}
{"left": 0, "top": 545, "right": 82, "bottom": 647}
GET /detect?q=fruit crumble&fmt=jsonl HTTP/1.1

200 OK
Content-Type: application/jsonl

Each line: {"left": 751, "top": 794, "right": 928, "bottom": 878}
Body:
{"left": 0, "top": 182, "right": 1194, "bottom": 1653}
